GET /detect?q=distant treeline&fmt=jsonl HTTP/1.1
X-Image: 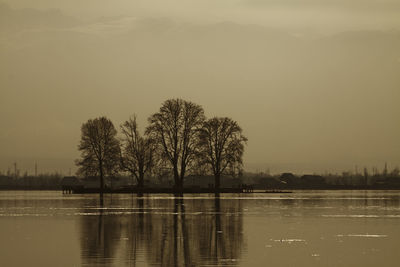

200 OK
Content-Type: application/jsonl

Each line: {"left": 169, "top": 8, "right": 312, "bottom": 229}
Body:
{"left": 245, "top": 166, "right": 400, "bottom": 189}
{"left": 0, "top": 173, "right": 63, "bottom": 190}
{"left": 1, "top": 168, "right": 400, "bottom": 190}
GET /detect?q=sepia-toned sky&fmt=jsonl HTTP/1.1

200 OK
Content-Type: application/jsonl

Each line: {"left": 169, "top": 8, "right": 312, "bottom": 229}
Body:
{"left": 0, "top": 0, "right": 399, "bottom": 174}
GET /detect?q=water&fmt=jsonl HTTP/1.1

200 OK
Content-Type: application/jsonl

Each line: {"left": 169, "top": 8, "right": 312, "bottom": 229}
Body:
{"left": 0, "top": 190, "right": 399, "bottom": 266}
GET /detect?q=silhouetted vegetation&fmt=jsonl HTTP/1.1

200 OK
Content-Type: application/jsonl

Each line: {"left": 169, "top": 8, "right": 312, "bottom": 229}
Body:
{"left": 241, "top": 165, "right": 400, "bottom": 190}
{"left": 198, "top": 117, "right": 247, "bottom": 190}
{"left": 71, "top": 98, "right": 247, "bottom": 193}
{"left": 1, "top": 166, "right": 399, "bottom": 190}
{"left": 76, "top": 117, "right": 120, "bottom": 201}
{"left": 120, "top": 115, "right": 156, "bottom": 189}
{"left": 146, "top": 99, "right": 206, "bottom": 189}
{"left": 2, "top": 99, "right": 399, "bottom": 192}
{"left": 0, "top": 172, "right": 63, "bottom": 189}
{"left": 72, "top": 98, "right": 248, "bottom": 193}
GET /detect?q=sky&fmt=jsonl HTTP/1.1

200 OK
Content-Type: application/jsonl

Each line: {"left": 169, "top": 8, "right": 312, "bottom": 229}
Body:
{"left": 0, "top": 0, "right": 399, "bottom": 175}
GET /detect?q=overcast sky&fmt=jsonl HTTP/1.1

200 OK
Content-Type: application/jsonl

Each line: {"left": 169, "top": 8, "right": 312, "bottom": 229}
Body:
{"left": 2, "top": 0, "right": 400, "bottom": 33}
{"left": 0, "top": 1, "right": 399, "bottom": 174}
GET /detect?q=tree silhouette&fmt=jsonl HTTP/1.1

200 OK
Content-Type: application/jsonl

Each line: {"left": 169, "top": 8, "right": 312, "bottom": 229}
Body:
{"left": 76, "top": 117, "right": 120, "bottom": 200}
{"left": 198, "top": 117, "right": 247, "bottom": 190}
{"left": 120, "top": 115, "right": 156, "bottom": 189}
{"left": 146, "top": 99, "right": 205, "bottom": 190}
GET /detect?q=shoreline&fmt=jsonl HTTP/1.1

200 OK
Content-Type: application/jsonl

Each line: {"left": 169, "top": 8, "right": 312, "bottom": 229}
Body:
{"left": 2, "top": 187, "right": 400, "bottom": 193}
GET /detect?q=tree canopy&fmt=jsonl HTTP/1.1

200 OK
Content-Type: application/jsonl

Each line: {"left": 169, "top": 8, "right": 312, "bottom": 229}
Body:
{"left": 120, "top": 115, "right": 155, "bottom": 188}
{"left": 198, "top": 117, "right": 247, "bottom": 189}
{"left": 146, "top": 98, "right": 205, "bottom": 189}
{"left": 76, "top": 117, "right": 120, "bottom": 195}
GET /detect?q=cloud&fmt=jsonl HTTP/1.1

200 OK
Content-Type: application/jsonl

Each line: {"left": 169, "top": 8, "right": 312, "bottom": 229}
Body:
{"left": 70, "top": 16, "right": 138, "bottom": 36}
{"left": 242, "top": 0, "right": 400, "bottom": 10}
{"left": 0, "top": 2, "right": 80, "bottom": 33}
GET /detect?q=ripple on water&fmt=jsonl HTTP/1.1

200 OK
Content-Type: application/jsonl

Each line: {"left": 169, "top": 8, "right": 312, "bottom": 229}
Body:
{"left": 321, "top": 214, "right": 400, "bottom": 218}
{"left": 336, "top": 234, "right": 388, "bottom": 238}
{"left": 273, "top": 238, "right": 306, "bottom": 244}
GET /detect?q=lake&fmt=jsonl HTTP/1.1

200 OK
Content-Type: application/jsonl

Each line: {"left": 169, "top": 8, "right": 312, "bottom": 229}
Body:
{"left": 0, "top": 190, "right": 399, "bottom": 266}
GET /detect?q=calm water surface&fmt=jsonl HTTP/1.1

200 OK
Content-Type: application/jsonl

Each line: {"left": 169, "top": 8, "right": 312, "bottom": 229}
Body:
{"left": 0, "top": 190, "right": 399, "bottom": 266}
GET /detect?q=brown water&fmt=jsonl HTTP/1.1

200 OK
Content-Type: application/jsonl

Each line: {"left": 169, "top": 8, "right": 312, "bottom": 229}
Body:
{"left": 0, "top": 191, "right": 399, "bottom": 266}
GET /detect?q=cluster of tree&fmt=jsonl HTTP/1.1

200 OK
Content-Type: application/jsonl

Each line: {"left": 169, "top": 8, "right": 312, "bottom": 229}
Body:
{"left": 242, "top": 166, "right": 400, "bottom": 189}
{"left": 323, "top": 167, "right": 400, "bottom": 187}
{"left": 76, "top": 98, "right": 247, "bottom": 193}
{"left": 0, "top": 173, "right": 63, "bottom": 189}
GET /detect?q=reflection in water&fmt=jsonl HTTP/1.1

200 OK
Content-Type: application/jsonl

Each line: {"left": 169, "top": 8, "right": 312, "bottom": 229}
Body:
{"left": 80, "top": 194, "right": 244, "bottom": 266}
{"left": 80, "top": 207, "right": 122, "bottom": 266}
{"left": 1, "top": 191, "right": 400, "bottom": 266}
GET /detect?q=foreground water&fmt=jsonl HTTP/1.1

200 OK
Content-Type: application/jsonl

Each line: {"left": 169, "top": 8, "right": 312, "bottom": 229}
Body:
{"left": 0, "top": 191, "right": 399, "bottom": 266}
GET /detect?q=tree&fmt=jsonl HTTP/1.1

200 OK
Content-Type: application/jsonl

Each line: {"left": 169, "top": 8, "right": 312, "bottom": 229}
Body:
{"left": 198, "top": 117, "right": 247, "bottom": 190}
{"left": 146, "top": 99, "right": 205, "bottom": 189}
{"left": 76, "top": 117, "right": 120, "bottom": 197}
{"left": 120, "top": 115, "right": 155, "bottom": 189}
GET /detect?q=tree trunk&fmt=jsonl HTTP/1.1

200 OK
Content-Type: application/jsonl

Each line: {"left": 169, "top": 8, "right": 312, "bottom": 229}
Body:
{"left": 99, "top": 161, "right": 104, "bottom": 203}
{"left": 179, "top": 178, "right": 184, "bottom": 190}
{"left": 173, "top": 165, "right": 180, "bottom": 190}
{"left": 215, "top": 173, "right": 221, "bottom": 191}
{"left": 179, "top": 167, "right": 186, "bottom": 190}
{"left": 138, "top": 173, "right": 144, "bottom": 189}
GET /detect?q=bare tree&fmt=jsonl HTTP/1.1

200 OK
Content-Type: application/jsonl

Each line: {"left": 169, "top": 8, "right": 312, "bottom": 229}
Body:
{"left": 120, "top": 115, "right": 155, "bottom": 189}
{"left": 146, "top": 99, "right": 205, "bottom": 189}
{"left": 75, "top": 150, "right": 98, "bottom": 178}
{"left": 198, "top": 117, "right": 247, "bottom": 190}
{"left": 76, "top": 117, "right": 120, "bottom": 198}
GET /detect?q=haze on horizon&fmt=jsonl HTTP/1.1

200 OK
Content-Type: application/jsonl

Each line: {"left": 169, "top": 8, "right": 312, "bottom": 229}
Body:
{"left": 0, "top": 0, "right": 399, "bottom": 175}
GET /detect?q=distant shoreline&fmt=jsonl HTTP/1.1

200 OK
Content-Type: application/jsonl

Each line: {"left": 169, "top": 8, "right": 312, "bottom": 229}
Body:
{"left": 1, "top": 186, "right": 400, "bottom": 192}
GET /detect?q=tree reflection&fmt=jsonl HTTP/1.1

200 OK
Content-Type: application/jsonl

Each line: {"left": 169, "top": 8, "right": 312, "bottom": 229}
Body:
{"left": 79, "top": 194, "right": 244, "bottom": 266}
{"left": 80, "top": 207, "right": 122, "bottom": 266}
{"left": 207, "top": 194, "right": 243, "bottom": 265}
